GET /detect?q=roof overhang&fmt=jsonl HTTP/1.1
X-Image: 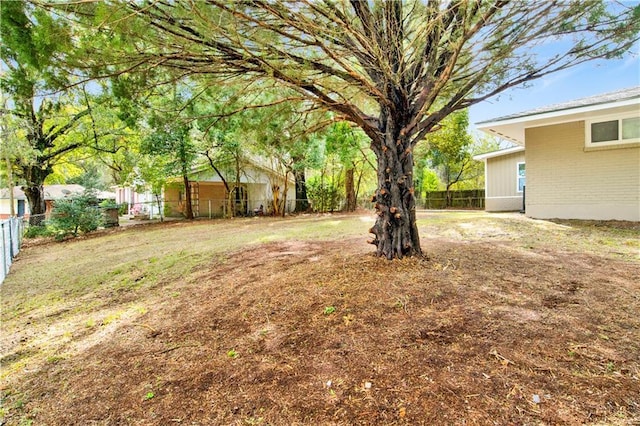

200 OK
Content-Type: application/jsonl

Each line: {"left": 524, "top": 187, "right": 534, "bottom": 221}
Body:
{"left": 476, "top": 97, "right": 640, "bottom": 146}
{"left": 473, "top": 146, "right": 525, "bottom": 161}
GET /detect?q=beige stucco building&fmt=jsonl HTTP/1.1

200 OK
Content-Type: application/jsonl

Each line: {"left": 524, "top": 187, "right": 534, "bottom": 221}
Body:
{"left": 475, "top": 87, "right": 640, "bottom": 221}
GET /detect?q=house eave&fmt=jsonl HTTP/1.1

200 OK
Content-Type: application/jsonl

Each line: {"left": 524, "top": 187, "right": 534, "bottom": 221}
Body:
{"left": 476, "top": 93, "right": 640, "bottom": 145}
{"left": 473, "top": 146, "right": 525, "bottom": 161}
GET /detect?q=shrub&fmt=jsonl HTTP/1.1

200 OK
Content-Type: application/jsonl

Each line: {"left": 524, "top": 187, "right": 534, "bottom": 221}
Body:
{"left": 99, "top": 199, "right": 118, "bottom": 209}
{"left": 24, "top": 224, "right": 55, "bottom": 239}
{"left": 307, "top": 178, "right": 342, "bottom": 213}
{"left": 50, "top": 191, "right": 104, "bottom": 240}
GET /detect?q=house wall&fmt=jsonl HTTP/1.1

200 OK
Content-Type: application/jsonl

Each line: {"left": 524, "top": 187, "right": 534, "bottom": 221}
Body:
{"left": 195, "top": 182, "right": 228, "bottom": 218}
{"left": 525, "top": 121, "right": 640, "bottom": 221}
{"left": 164, "top": 183, "right": 184, "bottom": 217}
{"left": 485, "top": 151, "right": 525, "bottom": 212}
{"left": 191, "top": 166, "right": 296, "bottom": 214}
{"left": 0, "top": 200, "right": 26, "bottom": 219}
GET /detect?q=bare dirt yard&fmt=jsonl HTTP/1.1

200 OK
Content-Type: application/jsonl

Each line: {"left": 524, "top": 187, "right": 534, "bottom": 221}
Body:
{"left": 1, "top": 211, "right": 639, "bottom": 425}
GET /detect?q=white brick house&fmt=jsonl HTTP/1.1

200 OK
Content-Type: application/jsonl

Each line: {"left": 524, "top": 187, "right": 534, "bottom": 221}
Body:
{"left": 475, "top": 87, "right": 640, "bottom": 221}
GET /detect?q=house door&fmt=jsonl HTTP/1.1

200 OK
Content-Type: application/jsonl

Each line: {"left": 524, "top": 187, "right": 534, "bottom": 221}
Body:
{"left": 17, "top": 200, "right": 25, "bottom": 217}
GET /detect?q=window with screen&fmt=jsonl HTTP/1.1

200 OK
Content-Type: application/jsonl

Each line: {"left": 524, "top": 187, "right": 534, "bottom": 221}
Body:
{"left": 587, "top": 114, "right": 640, "bottom": 147}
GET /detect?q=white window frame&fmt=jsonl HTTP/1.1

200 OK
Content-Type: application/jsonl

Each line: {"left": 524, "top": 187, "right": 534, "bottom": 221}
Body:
{"left": 585, "top": 112, "right": 640, "bottom": 148}
{"left": 516, "top": 162, "right": 525, "bottom": 193}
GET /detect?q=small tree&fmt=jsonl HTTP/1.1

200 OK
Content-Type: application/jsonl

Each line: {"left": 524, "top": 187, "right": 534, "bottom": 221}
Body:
{"left": 50, "top": 190, "right": 103, "bottom": 239}
{"left": 325, "top": 122, "right": 373, "bottom": 212}
{"left": 141, "top": 88, "right": 198, "bottom": 220}
{"left": 307, "top": 176, "right": 341, "bottom": 213}
{"left": 137, "top": 155, "right": 168, "bottom": 222}
{"left": 417, "top": 110, "right": 474, "bottom": 208}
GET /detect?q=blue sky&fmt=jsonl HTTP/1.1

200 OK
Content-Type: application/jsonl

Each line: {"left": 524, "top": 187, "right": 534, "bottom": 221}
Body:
{"left": 469, "top": 54, "right": 640, "bottom": 132}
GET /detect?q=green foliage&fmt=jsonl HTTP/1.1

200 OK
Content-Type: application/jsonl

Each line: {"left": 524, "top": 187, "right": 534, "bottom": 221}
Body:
{"left": 24, "top": 225, "right": 55, "bottom": 239}
{"left": 0, "top": 1, "right": 127, "bottom": 225}
{"left": 415, "top": 110, "right": 475, "bottom": 193}
{"left": 0, "top": 1, "right": 73, "bottom": 103}
{"left": 50, "top": 191, "right": 104, "bottom": 239}
{"left": 141, "top": 89, "right": 198, "bottom": 180}
{"left": 427, "top": 111, "right": 473, "bottom": 172}
{"left": 66, "top": 161, "right": 109, "bottom": 190}
{"left": 307, "top": 177, "right": 341, "bottom": 213}
{"left": 324, "top": 122, "right": 375, "bottom": 210}
{"left": 323, "top": 306, "right": 336, "bottom": 315}
{"left": 98, "top": 199, "right": 117, "bottom": 209}
{"left": 325, "top": 122, "right": 365, "bottom": 166}
{"left": 421, "top": 169, "right": 442, "bottom": 193}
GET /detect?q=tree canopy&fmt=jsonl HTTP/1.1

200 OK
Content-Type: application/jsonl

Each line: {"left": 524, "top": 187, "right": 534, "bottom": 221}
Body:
{"left": 82, "top": 1, "right": 639, "bottom": 145}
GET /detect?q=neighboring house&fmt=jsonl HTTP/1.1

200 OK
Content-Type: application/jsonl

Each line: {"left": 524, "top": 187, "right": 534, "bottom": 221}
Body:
{"left": 0, "top": 185, "right": 116, "bottom": 220}
{"left": 164, "top": 157, "right": 296, "bottom": 218}
{"left": 114, "top": 186, "right": 161, "bottom": 217}
{"left": 475, "top": 87, "right": 639, "bottom": 221}
{"left": 0, "top": 187, "right": 28, "bottom": 220}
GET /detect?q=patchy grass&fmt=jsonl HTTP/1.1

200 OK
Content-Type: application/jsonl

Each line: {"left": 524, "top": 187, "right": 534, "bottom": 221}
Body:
{"left": 1, "top": 211, "right": 639, "bottom": 425}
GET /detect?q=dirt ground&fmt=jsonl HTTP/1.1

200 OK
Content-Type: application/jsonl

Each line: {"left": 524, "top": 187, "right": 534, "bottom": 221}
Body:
{"left": 1, "top": 212, "right": 639, "bottom": 425}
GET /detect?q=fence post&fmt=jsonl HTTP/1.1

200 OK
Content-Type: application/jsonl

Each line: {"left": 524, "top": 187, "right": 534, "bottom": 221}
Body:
{"left": 8, "top": 218, "right": 13, "bottom": 258}
{"left": 1, "top": 222, "right": 6, "bottom": 280}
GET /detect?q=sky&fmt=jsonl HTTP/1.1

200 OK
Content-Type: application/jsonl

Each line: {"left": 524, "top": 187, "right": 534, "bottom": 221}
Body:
{"left": 468, "top": 54, "right": 640, "bottom": 134}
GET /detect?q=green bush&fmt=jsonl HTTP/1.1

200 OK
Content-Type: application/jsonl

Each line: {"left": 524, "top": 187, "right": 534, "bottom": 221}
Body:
{"left": 307, "top": 178, "right": 341, "bottom": 213}
{"left": 99, "top": 199, "right": 118, "bottom": 209}
{"left": 24, "top": 224, "right": 55, "bottom": 239}
{"left": 50, "top": 191, "right": 104, "bottom": 240}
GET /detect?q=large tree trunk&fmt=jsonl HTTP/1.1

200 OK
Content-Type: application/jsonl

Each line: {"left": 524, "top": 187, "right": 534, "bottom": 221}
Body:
{"left": 23, "top": 184, "right": 47, "bottom": 226}
{"left": 445, "top": 183, "right": 453, "bottom": 208}
{"left": 281, "top": 171, "right": 289, "bottom": 218}
{"left": 368, "top": 114, "right": 421, "bottom": 259}
{"left": 182, "top": 174, "right": 194, "bottom": 219}
{"left": 155, "top": 193, "right": 164, "bottom": 222}
{"left": 21, "top": 162, "right": 53, "bottom": 226}
{"left": 294, "top": 169, "right": 309, "bottom": 212}
{"left": 344, "top": 167, "right": 357, "bottom": 212}
{"left": 5, "top": 155, "right": 15, "bottom": 217}
{"left": 271, "top": 184, "right": 282, "bottom": 216}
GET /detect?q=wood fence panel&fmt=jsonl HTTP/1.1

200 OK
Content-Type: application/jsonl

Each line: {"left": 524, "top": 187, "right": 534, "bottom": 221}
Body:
{"left": 421, "top": 190, "right": 485, "bottom": 209}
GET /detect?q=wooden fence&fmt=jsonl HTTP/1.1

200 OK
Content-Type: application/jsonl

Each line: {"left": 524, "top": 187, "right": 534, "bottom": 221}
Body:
{"left": 420, "top": 189, "right": 485, "bottom": 209}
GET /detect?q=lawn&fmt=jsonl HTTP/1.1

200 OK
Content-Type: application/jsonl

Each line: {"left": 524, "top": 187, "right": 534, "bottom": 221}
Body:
{"left": 1, "top": 211, "right": 639, "bottom": 425}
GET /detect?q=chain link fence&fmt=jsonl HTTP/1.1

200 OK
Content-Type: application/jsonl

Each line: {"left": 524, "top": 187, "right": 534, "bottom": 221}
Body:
{"left": 1, "top": 217, "right": 25, "bottom": 284}
{"left": 124, "top": 197, "right": 378, "bottom": 219}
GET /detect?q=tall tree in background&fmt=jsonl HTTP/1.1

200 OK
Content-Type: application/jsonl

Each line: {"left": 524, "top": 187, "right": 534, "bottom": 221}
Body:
{"left": 419, "top": 110, "right": 474, "bottom": 208}
{"left": 0, "top": 106, "right": 33, "bottom": 217}
{"left": 252, "top": 103, "right": 327, "bottom": 215}
{"left": 0, "top": 1, "right": 91, "bottom": 224}
{"left": 141, "top": 92, "right": 197, "bottom": 220}
{"left": 66, "top": 1, "right": 640, "bottom": 258}
{"left": 325, "top": 122, "right": 373, "bottom": 212}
